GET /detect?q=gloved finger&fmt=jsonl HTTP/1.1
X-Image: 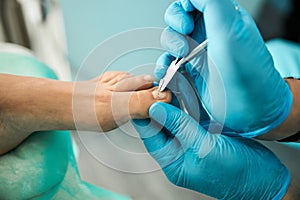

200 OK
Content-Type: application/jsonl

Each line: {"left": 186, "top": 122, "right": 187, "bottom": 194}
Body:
{"left": 111, "top": 74, "right": 153, "bottom": 91}
{"left": 189, "top": 0, "right": 246, "bottom": 42}
{"left": 161, "top": 27, "right": 190, "bottom": 58}
{"left": 149, "top": 102, "right": 208, "bottom": 149}
{"left": 132, "top": 119, "right": 167, "bottom": 151}
{"left": 184, "top": 51, "right": 208, "bottom": 81}
{"left": 155, "top": 56, "right": 209, "bottom": 121}
{"left": 164, "top": 71, "right": 205, "bottom": 121}
{"left": 190, "top": 0, "right": 241, "bottom": 15}
{"left": 189, "top": 12, "right": 207, "bottom": 46}
{"left": 132, "top": 119, "right": 184, "bottom": 168}
{"left": 180, "top": 0, "right": 195, "bottom": 12}
{"left": 164, "top": 1, "right": 194, "bottom": 35}
{"left": 178, "top": 72, "right": 210, "bottom": 121}
{"left": 155, "top": 52, "right": 174, "bottom": 80}
{"left": 169, "top": 90, "right": 180, "bottom": 108}
{"left": 164, "top": 2, "right": 207, "bottom": 49}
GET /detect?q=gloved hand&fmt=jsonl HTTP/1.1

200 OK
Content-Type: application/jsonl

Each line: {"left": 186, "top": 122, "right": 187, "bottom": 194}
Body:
{"left": 156, "top": 0, "right": 292, "bottom": 137}
{"left": 133, "top": 102, "right": 290, "bottom": 200}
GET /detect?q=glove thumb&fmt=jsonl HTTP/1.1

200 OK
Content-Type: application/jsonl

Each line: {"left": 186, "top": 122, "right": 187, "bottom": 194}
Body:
{"left": 149, "top": 102, "right": 208, "bottom": 150}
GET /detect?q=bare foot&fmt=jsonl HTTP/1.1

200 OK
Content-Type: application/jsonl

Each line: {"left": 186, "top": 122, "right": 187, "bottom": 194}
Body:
{"left": 79, "top": 72, "right": 172, "bottom": 131}
{"left": 128, "top": 86, "right": 171, "bottom": 119}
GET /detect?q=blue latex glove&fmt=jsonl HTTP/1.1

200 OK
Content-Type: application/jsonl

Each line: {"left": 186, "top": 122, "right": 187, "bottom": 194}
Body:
{"left": 266, "top": 39, "right": 300, "bottom": 79}
{"left": 156, "top": 0, "right": 292, "bottom": 137}
{"left": 133, "top": 102, "right": 290, "bottom": 200}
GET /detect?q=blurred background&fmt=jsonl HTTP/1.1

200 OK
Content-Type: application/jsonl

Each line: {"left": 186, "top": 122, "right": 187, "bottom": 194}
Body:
{"left": 0, "top": 0, "right": 299, "bottom": 199}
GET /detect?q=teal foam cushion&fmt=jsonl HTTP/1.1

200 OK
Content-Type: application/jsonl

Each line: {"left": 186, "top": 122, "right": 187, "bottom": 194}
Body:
{"left": 0, "top": 53, "right": 57, "bottom": 79}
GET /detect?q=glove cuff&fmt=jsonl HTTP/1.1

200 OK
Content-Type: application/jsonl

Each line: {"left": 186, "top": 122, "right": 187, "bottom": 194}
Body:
{"left": 238, "top": 86, "right": 293, "bottom": 138}
{"left": 272, "top": 169, "right": 290, "bottom": 200}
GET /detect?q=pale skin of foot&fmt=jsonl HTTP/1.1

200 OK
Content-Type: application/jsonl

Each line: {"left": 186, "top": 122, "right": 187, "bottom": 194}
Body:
{"left": 0, "top": 72, "right": 171, "bottom": 155}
